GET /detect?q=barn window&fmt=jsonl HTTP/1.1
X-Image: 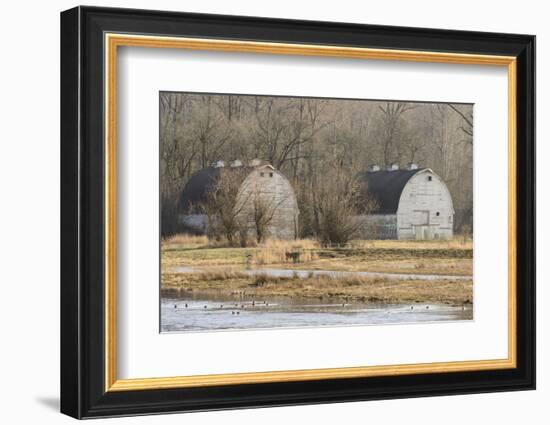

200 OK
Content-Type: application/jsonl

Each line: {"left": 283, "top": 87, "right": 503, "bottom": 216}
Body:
{"left": 436, "top": 211, "right": 440, "bottom": 216}
{"left": 427, "top": 175, "right": 432, "bottom": 181}
{"left": 260, "top": 172, "right": 265, "bottom": 177}
{"left": 269, "top": 172, "right": 273, "bottom": 177}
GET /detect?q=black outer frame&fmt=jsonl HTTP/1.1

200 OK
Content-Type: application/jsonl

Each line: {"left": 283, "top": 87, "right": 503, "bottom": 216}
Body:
{"left": 60, "top": 6, "right": 535, "bottom": 419}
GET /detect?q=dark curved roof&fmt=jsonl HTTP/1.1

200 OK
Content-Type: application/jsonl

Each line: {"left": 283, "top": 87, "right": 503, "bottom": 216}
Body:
{"left": 358, "top": 168, "right": 426, "bottom": 214}
{"left": 178, "top": 167, "right": 220, "bottom": 212}
{"left": 178, "top": 166, "right": 255, "bottom": 212}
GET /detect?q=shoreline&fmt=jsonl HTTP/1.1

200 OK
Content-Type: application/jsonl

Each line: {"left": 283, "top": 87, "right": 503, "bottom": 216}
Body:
{"left": 160, "top": 237, "right": 473, "bottom": 305}
{"left": 161, "top": 271, "right": 473, "bottom": 305}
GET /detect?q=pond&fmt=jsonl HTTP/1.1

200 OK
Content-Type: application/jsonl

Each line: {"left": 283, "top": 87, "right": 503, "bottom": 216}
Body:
{"left": 171, "top": 266, "right": 471, "bottom": 281}
{"left": 161, "top": 293, "right": 473, "bottom": 333}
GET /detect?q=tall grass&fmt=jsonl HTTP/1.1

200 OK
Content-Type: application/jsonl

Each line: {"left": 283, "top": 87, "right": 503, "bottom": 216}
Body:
{"left": 252, "top": 239, "right": 320, "bottom": 265}
{"left": 190, "top": 269, "right": 249, "bottom": 281}
{"left": 162, "top": 269, "right": 472, "bottom": 305}
{"left": 163, "top": 233, "right": 209, "bottom": 246}
{"left": 349, "top": 237, "right": 472, "bottom": 250}
{"left": 161, "top": 234, "right": 321, "bottom": 266}
{"left": 261, "top": 239, "right": 320, "bottom": 250}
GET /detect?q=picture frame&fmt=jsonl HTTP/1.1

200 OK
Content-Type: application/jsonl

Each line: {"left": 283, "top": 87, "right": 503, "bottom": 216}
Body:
{"left": 60, "top": 5, "right": 535, "bottom": 419}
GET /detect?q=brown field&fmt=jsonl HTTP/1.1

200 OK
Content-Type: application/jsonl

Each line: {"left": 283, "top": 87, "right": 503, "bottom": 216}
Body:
{"left": 162, "top": 271, "right": 472, "bottom": 305}
{"left": 162, "top": 236, "right": 473, "bottom": 275}
{"left": 161, "top": 235, "right": 473, "bottom": 305}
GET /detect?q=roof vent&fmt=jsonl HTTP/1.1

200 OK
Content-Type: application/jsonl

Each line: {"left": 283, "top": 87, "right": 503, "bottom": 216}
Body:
{"left": 387, "top": 162, "right": 399, "bottom": 171}
{"left": 212, "top": 160, "right": 225, "bottom": 168}
{"left": 369, "top": 164, "right": 380, "bottom": 172}
{"left": 407, "top": 162, "right": 418, "bottom": 170}
{"left": 230, "top": 159, "right": 243, "bottom": 167}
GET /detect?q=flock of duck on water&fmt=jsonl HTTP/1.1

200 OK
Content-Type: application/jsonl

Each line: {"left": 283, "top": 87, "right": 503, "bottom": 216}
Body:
{"left": 173, "top": 300, "right": 273, "bottom": 316}
{"left": 171, "top": 301, "right": 465, "bottom": 316}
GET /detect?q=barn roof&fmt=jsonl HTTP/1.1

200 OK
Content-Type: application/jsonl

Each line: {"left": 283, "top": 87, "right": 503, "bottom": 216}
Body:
{"left": 178, "top": 167, "right": 222, "bottom": 212}
{"left": 358, "top": 168, "right": 427, "bottom": 214}
{"left": 178, "top": 163, "right": 271, "bottom": 212}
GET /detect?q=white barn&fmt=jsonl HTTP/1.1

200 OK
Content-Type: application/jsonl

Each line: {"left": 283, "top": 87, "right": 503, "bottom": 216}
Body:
{"left": 178, "top": 159, "right": 299, "bottom": 240}
{"left": 358, "top": 163, "right": 454, "bottom": 240}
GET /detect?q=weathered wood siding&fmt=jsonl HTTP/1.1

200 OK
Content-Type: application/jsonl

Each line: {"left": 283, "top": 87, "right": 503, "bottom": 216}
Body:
{"left": 180, "top": 166, "right": 298, "bottom": 240}
{"left": 238, "top": 167, "right": 298, "bottom": 240}
{"left": 396, "top": 170, "right": 454, "bottom": 240}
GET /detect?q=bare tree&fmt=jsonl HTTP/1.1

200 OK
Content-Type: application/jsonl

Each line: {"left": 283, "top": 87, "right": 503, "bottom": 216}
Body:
{"left": 199, "top": 169, "right": 250, "bottom": 246}
{"left": 446, "top": 103, "right": 473, "bottom": 143}
{"left": 250, "top": 190, "right": 288, "bottom": 244}
{"left": 403, "top": 136, "right": 426, "bottom": 163}
{"left": 159, "top": 93, "right": 473, "bottom": 238}
{"left": 193, "top": 96, "right": 234, "bottom": 168}
{"left": 251, "top": 195, "right": 276, "bottom": 244}
{"left": 378, "top": 102, "right": 418, "bottom": 166}
{"left": 160, "top": 93, "right": 198, "bottom": 235}
{"left": 312, "top": 164, "right": 375, "bottom": 246}
{"left": 250, "top": 97, "right": 326, "bottom": 170}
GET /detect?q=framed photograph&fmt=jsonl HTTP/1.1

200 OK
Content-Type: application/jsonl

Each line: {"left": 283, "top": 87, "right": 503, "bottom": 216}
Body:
{"left": 60, "top": 6, "right": 535, "bottom": 419}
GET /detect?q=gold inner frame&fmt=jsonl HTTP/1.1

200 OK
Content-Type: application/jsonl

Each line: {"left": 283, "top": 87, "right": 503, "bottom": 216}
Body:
{"left": 104, "top": 33, "right": 517, "bottom": 392}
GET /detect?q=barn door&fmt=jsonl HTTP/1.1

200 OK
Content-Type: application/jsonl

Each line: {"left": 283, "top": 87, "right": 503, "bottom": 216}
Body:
{"left": 414, "top": 225, "right": 432, "bottom": 240}
{"left": 413, "top": 210, "right": 430, "bottom": 240}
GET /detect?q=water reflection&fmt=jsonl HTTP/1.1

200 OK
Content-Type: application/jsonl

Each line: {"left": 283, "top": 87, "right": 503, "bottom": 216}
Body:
{"left": 171, "top": 266, "right": 471, "bottom": 281}
{"left": 161, "top": 292, "right": 472, "bottom": 333}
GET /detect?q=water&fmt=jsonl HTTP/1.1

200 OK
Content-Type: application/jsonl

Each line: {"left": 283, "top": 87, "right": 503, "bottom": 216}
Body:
{"left": 161, "top": 294, "right": 473, "bottom": 333}
{"left": 171, "top": 266, "right": 471, "bottom": 281}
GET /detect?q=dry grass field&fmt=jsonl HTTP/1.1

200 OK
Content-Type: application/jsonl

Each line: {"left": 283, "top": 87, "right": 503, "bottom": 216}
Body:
{"left": 162, "top": 235, "right": 473, "bottom": 275}
{"left": 162, "top": 271, "right": 472, "bottom": 305}
{"left": 161, "top": 234, "right": 473, "bottom": 305}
